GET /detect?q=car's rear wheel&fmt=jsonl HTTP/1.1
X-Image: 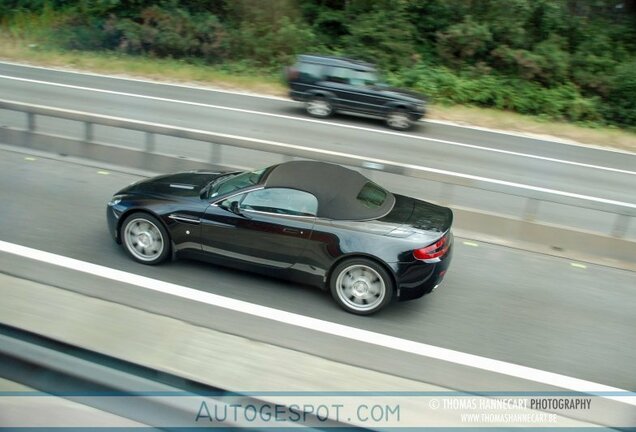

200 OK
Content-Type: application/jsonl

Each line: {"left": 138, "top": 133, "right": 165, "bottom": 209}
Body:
{"left": 306, "top": 97, "right": 333, "bottom": 118}
{"left": 386, "top": 109, "right": 412, "bottom": 130}
{"left": 121, "top": 212, "right": 170, "bottom": 265}
{"left": 330, "top": 258, "right": 394, "bottom": 315}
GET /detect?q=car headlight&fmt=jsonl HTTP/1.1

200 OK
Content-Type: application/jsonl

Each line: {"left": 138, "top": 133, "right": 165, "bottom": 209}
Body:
{"left": 108, "top": 195, "right": 123, "bottom": 206}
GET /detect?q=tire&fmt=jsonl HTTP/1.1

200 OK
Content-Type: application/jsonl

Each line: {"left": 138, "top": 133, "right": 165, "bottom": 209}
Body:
{"left": 305, "top": 96, "right": 333, "bottom": 118}
{"left": 329, "top": 258, "right": 394, "bottom": 315}
{"left": 120, "top": 212, "right": 170, "bottom": 265}
{"left": 386, "top": 109, "right": 412, "bottom": 130}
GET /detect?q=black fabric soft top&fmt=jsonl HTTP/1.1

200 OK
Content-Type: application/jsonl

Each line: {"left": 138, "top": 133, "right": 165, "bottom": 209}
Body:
{"left": 263, "top": 161, "right": 395, "bottom": 220}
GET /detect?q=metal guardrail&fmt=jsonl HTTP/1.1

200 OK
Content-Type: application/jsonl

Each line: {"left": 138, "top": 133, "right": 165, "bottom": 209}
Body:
{"left": 0, "top": 324, "right": 343, "bottom": 429}
{"left": 1, "top": 98, "right": 634, "bottom": 238}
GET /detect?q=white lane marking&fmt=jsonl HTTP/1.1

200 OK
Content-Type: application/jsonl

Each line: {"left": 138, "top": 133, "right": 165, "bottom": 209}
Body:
{"left": 570, "top": 263, "right": 588, "bottom": 269}
{"left": 0, "top": 240, "right": 634, "bottom": 406}
{"left": 1, "top": 73, "right": 635, "bottom": 176}
{"left": 5, "top": 98, "right": 636, "bottom": 210}
{"left": 0, "top": 60, "right": 290, "bottom": 101}
{"left": 462, "top": 241, "right": 479, "bottom": 247}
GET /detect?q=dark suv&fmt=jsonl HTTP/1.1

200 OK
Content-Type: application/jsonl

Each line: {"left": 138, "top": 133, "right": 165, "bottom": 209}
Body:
{"left": 285, "top": 54, "right": 426, "bottom": 130}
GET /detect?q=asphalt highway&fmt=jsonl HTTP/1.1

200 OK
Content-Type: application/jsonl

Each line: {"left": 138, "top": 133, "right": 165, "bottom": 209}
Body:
{"left": 1, "top": 147, "right": 634, "bottom": 392}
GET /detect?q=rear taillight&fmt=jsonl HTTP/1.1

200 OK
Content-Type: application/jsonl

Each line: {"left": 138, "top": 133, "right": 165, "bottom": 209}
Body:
{"left": 414, "top": 235, "right": 450, "bottom": 262}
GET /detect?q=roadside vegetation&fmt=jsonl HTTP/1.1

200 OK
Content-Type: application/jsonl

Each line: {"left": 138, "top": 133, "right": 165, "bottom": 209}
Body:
{"left": 1, "top": 0, "right": 635, "bottom": 149}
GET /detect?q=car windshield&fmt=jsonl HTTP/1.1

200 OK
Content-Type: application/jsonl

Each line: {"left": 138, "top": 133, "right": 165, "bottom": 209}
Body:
{"left": 209, "top": 168, "right": 266, "bottom": 198}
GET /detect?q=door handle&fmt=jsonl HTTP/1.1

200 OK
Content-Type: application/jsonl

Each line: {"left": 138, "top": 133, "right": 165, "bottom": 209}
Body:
{"left": 169, "top": 214, "right": 201, "bottom": 224}
{"left": 282, "top": 228, "right": 303, "bottom": 235}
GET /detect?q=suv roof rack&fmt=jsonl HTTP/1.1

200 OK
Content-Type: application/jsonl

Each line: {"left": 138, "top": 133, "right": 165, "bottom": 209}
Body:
{"left": 297, "top": 54, "right": 376, "bottom": 70}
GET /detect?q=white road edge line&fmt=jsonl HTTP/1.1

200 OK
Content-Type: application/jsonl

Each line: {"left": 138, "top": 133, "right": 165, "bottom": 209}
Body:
{"left": 0, "top": 240, "right": 634, "bottom": 406}
{"left": 1, "top": 73, "right": 635, "bottom": 176}
{"left": 0, "top": 60, "right": 291, "bottom": 102}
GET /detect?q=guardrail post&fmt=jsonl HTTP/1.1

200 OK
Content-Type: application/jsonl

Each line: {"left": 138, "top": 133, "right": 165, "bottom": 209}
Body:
{"left": 523, "top": 198, "right": 539, "bottom": 221}
{"left": 84, "top": 122, "right": 93, "bottom": 143}
{"left": 145, "top": 132, "right": 155, "bottom": 153}
{"left": 611, "top": 214, "right": 630, "bottom": 238}
{"left": 210, "top": 143, "right": 221, "bottom": 164}
{"left": 27, "top": 113, "right": 36, "bottom": 132}
{"left": 361, "top": 162, "right": 384, "bottom": 182}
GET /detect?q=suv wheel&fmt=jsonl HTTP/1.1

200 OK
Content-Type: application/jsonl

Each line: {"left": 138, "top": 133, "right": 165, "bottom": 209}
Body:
{"left": 386, "top": 109, "right": 412, "bottom": 130}
{"left": 306, "top": 97, "right": 333, "bottom": 118}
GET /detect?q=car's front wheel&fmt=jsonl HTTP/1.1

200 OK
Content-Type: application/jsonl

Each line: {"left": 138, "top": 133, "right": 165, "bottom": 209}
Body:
{"left": 386, "top": 109, "right": 413, "bottom": 130}
{"left": 305, "top": 96, "right": 333, "bottom": 118}
{"left": 329, "top": 258, "right": 394, "bottom": 315}
{"left": 121, "top": 212, "right": 170, "bottom": 265}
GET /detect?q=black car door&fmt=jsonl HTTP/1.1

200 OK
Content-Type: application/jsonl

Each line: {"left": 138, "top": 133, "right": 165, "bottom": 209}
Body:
{"left": 200, "top": 188, "right": 317, "bottom": 270}
{"left": 164, "top": 200, "right": 209, "bottom": 254}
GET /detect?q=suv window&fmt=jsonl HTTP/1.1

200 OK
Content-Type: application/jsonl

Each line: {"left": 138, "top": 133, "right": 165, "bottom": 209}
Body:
{"left": 298, "top": 62, "right": 324, "bottom": 81}
{"left": 241, "top": 188, "right": 318, "bottom": 217}
{"left": 324, "top": 66, "right": 350, "bottom": 84}
{"left": 350, "top": 70, "right": 379, "bottom": 87}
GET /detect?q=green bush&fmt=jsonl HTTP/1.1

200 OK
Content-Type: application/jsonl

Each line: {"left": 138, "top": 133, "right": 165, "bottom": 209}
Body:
{"left": 3, "top": 2, "right": 66, "bottom": 41}
{"left": 110, "top": 5, "right": 228, "bottom": 62}
{"left": 53, "top": 16, "right": 115, "bottom": 51}
{"left": 603, "top": 60, "right": 636, "bottom": 126}
{"left": 229, "top": 16, "right": 316, "bottom": 67}
{"left": 342, "top": 4, "right": 417, "bottom": 71}
{"left": 490, "top": 36, "right": 570, "bottom": 86}
{"left": 436, "top": 16, "right": 492, "bottom": 66}
{"left": 391, "top": 62, "right": 601, "bottom": 122}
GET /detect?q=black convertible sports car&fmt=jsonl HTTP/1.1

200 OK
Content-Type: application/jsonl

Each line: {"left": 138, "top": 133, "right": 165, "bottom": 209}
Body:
{"left": 107, "top": 161, "right": 453, "bottom": 314}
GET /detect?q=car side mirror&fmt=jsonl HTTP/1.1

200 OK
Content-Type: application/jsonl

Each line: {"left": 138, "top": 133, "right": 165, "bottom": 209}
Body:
{"left": 229, "top": 200, "right": 243, "bottom": 216}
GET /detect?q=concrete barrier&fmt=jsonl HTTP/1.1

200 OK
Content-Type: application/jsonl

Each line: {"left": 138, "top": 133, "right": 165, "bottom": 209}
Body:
{"left": 453, "top": 209, "right": 636, "bottom": 271}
